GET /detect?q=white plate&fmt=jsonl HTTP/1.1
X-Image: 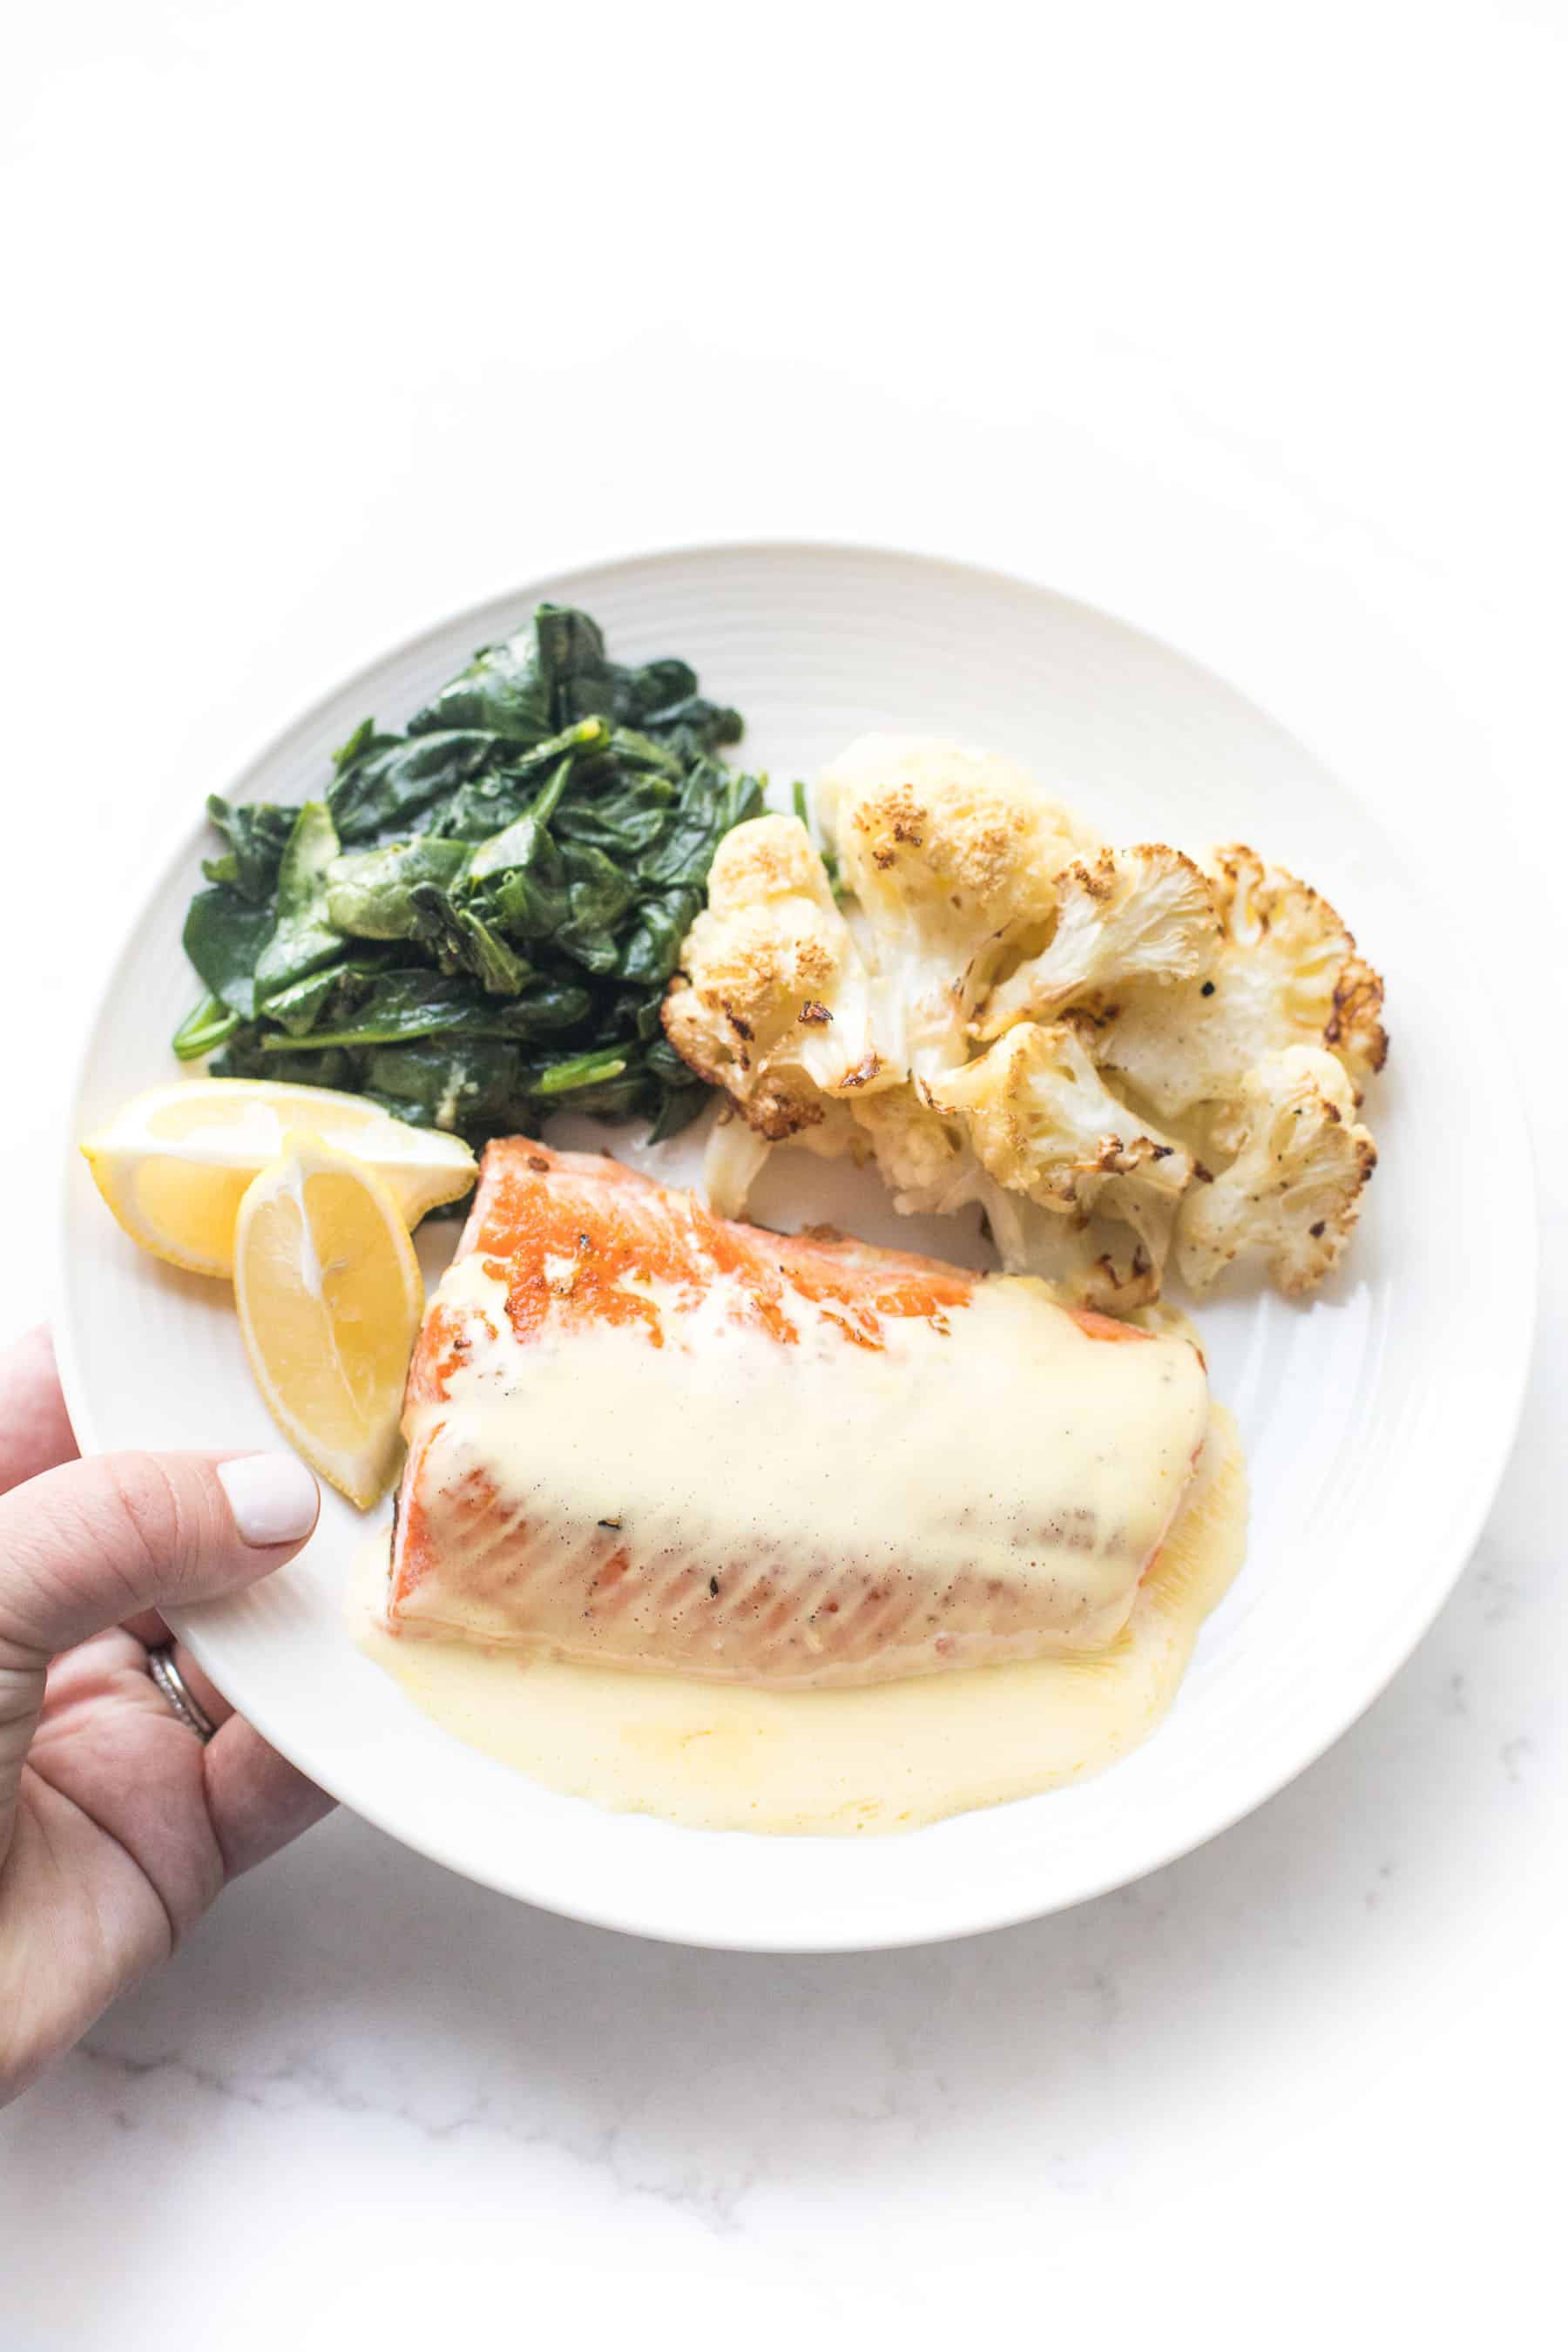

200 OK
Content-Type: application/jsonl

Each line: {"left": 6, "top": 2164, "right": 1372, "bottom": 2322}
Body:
{"left": 55, "top": 543, "right": 1535, "bottom": 1952}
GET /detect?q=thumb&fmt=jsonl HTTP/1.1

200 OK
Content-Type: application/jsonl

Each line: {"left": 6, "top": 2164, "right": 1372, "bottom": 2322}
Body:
{"left": 0, "top": 1450, "right": 319, "bottom": 1848}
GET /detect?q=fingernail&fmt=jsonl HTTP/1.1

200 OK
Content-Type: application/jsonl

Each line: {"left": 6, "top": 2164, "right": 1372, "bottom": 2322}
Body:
{"left": 218, "top": 1454, "right": 321, "bottom": 1546}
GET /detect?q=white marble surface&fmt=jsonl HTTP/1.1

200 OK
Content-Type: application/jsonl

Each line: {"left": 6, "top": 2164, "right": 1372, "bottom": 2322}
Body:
{"left": 4, "top": 3, "right": 1566, "bottom": 2341}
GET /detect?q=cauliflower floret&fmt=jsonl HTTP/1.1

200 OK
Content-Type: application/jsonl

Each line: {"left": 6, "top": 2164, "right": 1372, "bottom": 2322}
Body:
{"left": 849, "top": 1085, "right": 980, "bottom": 1215}
{"left": 835, "top": 1083, "right": 1159, "bottom": 1311}
{"left": 975, "top": 846, "right": 1219, "bottom": 1039}
{"left": 932, "top": 1020, "right": 1194, "bottom": 1221}
{"left": 841, "top": 1075, "right": 1166, "bottom": 1315}
{"left": 978, "top": 1184, "right": 1166, "bottom": 1315}
{"left": 1174, "top": 1046, "right": 1376, "bottom": 1297}
{"left": 662, "top": 816, "right": 896, "bottom": 1144}
{"left": 1087, "top": 845, "right": 1389, "bottom": 1125}
{"left": 814, "top": 733, "right": 1098, "bottom": 871}
{"left": 817, "top": 734, "right": 1099, "bottom": 1083}
{"left": 931, "top": 1022, "right": 1194, "bottom": 1303}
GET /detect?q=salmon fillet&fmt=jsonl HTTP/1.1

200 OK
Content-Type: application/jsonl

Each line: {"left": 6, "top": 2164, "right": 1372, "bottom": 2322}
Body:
{"left": 386, "top": 1139, "right": 1210, "bottom": 1687}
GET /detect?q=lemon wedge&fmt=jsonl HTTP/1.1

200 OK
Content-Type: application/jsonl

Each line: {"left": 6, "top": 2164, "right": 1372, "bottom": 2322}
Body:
{"left": 81, "top": 1078, "right": 475, "bottom": 1278}
{"left": 233, "top": 1134, "right": 423, "bottom": 1508}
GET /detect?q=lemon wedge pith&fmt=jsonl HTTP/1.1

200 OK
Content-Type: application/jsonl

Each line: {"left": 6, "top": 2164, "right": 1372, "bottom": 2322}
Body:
{"left": 233, "top": 1135, "right": 423, "bottom": 1510}
{"left": 82, "top": 1078, "right": 474, "bottom": 1278}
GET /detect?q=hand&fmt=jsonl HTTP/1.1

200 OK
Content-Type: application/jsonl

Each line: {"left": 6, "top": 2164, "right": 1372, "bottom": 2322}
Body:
{"left": 0, "top": 1326, "right": 333, "bottom": 2105}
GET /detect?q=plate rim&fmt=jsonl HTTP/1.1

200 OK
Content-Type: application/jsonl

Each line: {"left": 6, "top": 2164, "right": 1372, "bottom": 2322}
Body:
{"left": 52, "top": 534, "right": 1540, "bottom": 1952}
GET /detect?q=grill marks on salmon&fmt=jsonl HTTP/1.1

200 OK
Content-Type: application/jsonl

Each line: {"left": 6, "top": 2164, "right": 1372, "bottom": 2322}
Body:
{"left": 386, "top": 1139, "right": 1211, "bottom": 1687}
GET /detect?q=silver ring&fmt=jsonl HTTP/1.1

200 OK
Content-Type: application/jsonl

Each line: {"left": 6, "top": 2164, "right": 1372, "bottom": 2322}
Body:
{"left": 145, "top": 1643, "right": 218, "bottom": 1744}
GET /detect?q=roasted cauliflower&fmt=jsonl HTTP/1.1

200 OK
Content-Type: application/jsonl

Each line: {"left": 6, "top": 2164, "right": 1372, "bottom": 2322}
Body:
{"left": 976, "top": 845, "right": 1220, "bottom": 1039}
{"left": 662, "top": 814, "right": 896, "bottom": 1145}
{"left": 817, "top": 734, "right": 1098, "bottom": 1082}
{"left": 1174, "top": 1047, "right": 1376, "bottom": 1296}
{"left": 663, "top": 738, "right": 1385, "bottom": 1305}
{"left": 1088, "top": 844, "right": 1387, "bottom": 1127}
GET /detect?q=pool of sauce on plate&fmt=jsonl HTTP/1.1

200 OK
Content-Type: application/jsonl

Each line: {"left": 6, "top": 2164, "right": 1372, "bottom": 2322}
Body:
{"left": 350, "top": 1402, "right": 1247, "bottom": 1836}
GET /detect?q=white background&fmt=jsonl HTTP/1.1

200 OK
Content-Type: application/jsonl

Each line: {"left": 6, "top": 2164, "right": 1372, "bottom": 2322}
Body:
{"left": 3, "top": 3, "right": 1565, "bottom": 2343}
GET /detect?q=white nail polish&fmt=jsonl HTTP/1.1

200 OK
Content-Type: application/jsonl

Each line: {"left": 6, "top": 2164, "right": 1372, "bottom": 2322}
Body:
{"left": 218, "top": 1454, "right": 320, "bottom": 1546}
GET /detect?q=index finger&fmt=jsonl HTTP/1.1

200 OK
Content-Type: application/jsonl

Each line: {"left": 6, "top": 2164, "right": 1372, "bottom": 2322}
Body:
{"left": 0, "top": 1328, "right": 78, "bottom": 1499}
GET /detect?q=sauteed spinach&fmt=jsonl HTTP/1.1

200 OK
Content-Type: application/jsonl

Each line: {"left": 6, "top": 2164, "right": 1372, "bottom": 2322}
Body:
{"left": 174, "top": 604, "right": 762, "bottom": 1146}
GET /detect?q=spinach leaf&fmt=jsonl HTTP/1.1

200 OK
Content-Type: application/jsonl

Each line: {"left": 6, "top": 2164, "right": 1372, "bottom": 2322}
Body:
{"left": 407, "top": 619, "right": 558, "bottom": 743}
{"left": 534, "top": 604, "right": 618, "bottom": 725}
{"left": 553, "top": 794, "right": 671, "bottom": 860}
{"left": 441, "top": 759, "right": 578, "bottom": 956}
{"left": 183, "top": 887, "right": 274, "bottom": 1017}
{"left": 326, "top": 837, "right": 472, "bottom": 940}
{"left": 257, "top": 968, "right": 591, "bottom": 1050}
{"left": 608, "top": 654, "right": 696, "bottom": 725}
{"left": 635, "top": 693, "right": 744, "bottom": 762}
{"left": 463, "top": 753, "right": 575, "bottom": 886}
{"left": 455, "top": 906, "right": 531, "bottom": 996}
{"left": 646, "top": 1078, "right": 708, "bottom": 1145}
{"left": 478, "top": 861, "right": 571, "bottom": 943}
{"left": 590, "top": 727, "right": 685, "bottom": 781}
{"left": 362, "top": 1038, "right": 523, "bottom": 1133}
{"left": 263, "top": 957, "right": 358, "bottom": 1037}
{"left": 497, "top": 977, "right": 593, "bottom": 1033}
{"left": 405, "top": 886, "right": 533, "bottom": 994}
{"left": 213, "top": 1028, "right": 359, "bottom": 1092}
{"left": 429, "top": 722, "right": 602, "bottom": 843}
{"left": 421, "top": 734, "right": 570, "bottom": 840}
{"left": 639, "top": 759, "right": 762, "bottom": 886}
{"left": 605, "top": 653, "right": 741, "bottom": 758}
{"left": 328, "top": 729, "right": 497, "bottom": 844}
{"left": 201, "top": 795, "right": 301, "bottom": 902}
{"left": 556, "top": 841, "right": 639, "bottom": 973}
{"left": 617, "top": 889, "right": 703, "bottom": 988}
{"left": 253, "top": 803, "right": 342, "bottom": 1002}
{"left": 261, "top": 970, "right": 509, "bottom": 1047}
{"left": 409, "top": 606, "right": 664, "bottom": 744}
